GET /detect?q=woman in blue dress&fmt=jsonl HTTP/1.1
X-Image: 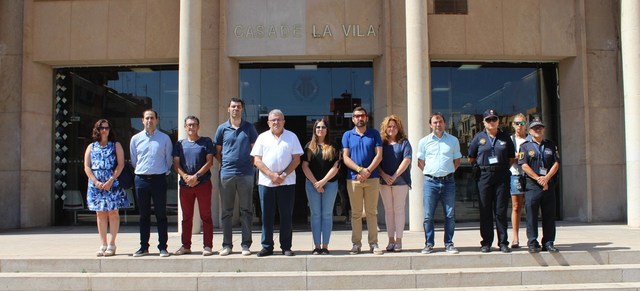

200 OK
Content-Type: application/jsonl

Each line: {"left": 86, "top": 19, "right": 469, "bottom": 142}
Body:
{"left": 83, "top": 119, "right": 128, "bottom": 257}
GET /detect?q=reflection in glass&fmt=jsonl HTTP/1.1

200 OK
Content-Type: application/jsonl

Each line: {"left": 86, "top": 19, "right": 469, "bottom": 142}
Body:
{"left": 430, "top": 62, "right": 558, "bottom": 221}
{"left": 54, "top": 66, "right": 178, "bottom": 225}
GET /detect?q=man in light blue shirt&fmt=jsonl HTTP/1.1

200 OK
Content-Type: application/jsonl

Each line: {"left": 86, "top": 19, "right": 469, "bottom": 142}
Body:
{"left": 130, "top": 109, "right": 173, "bottom": 257}
{"left": 416, "top": 113, "right": 462, "bottom": 254}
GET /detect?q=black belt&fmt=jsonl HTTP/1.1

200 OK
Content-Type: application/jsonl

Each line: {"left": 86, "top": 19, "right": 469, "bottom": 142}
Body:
{"left": 478, "top": 166, "right": 507, "bottom": 172}
{"left": 425, "top": 173, "right": 453, "bottom": 180}
{"left": 136, "top": 174, "right": 164, "bottom": 179}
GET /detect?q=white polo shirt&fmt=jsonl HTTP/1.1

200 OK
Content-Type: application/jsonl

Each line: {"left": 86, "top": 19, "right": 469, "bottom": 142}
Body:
{"left": 250, "top": 129, "right": 303, "bottom": 187}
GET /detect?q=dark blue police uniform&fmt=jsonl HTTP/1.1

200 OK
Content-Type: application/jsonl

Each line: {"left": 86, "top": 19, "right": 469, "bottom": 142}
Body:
{"left": 468, "top": 129, "right": 515, "bottom": 250}
{"left": 518, "top": 139, "right": 560, "bottom": 250}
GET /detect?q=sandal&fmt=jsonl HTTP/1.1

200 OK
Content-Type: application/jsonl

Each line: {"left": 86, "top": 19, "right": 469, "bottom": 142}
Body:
{"left": 104, "top": 245, "right": 116, "bottom": 256}
{"left": 96, "top": 245, "right": 107, "bottom": 257}
{"left": 512, "top": 241, "right": 520, "bottom": 249}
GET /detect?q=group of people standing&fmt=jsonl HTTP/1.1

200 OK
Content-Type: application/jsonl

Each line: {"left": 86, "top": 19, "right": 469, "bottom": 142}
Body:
{"left": 83, "top": 100, "right": 560, "bottom": 258}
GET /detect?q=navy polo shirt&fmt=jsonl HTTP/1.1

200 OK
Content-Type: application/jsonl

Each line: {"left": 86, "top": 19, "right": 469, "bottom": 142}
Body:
{"left": 214, "top": 119, "right": 258, "bottom": 178}
{"left": 468, "top": 129, "right": 515, "bottom": 167}
{"left": 172, "top": 137, "right": 216, "bottom": 187}
{"left": 341, "top": 127, "right": 382, "bottom": 180}
{"left": 518, "top": 139, "right": 560, "bottom": 175}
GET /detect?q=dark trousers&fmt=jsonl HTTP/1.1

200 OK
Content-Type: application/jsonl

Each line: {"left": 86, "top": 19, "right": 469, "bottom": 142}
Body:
{"left": 525, "top": 181, "right": 557, "bottom": 247}
{"left": 476, "top": 170, "right": 510, "bottom": 247}
{"left": 258, "top": 184, "right": 295, "bottom": 251}
{"left": 135, "top": 174, "right": 168, "bottom": 251}
{"left": 179, "top": 180, "right": 213, "bottom": 249}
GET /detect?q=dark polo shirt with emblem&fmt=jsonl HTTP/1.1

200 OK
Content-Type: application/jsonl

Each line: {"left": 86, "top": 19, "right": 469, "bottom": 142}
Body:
{"left": 468, "top": 129, "right": 515, "bottom": 167}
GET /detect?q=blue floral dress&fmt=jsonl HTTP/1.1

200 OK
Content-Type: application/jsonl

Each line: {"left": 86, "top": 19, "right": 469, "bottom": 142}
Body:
{"left": 87, "top": 141, "right": 128, "bottom": 211}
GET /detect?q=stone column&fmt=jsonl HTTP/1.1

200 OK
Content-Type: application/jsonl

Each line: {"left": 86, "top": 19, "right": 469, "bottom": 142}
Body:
{"left": 178, "top": 0, "right": 202, "bottom": 234}
{"left": 405, "top": 0, "right": 430, "bottom": 231}
{"left": 621, "top": 0, "right": 640, "bottom": 227}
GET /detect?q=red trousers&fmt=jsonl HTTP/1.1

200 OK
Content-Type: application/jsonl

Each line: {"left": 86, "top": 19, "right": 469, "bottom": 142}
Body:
{"left": 179, "top": 180, "right": 213, "bottom": 249}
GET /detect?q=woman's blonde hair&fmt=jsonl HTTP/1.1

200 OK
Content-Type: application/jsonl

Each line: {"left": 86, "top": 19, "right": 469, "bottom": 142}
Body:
{"left": 380, "top": 114, "right": 407, "bottom": 144}
{"left": 307, "top": 119, "right": 335, "bottom": 161}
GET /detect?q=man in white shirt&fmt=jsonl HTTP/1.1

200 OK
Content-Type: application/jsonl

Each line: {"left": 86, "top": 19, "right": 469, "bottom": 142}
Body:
{"left": 251, "top": 109, "right": 303, "bottom": 257}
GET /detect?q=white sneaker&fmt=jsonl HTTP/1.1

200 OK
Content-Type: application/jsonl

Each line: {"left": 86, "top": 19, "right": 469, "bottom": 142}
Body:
{"left": 202, "top": 247, "right": 213, "bottom": 256}
{"left": 241, "top": 246, "right": 251, "bottom": 256}
{"left": 349, "top": 244, "right": 361, "bottom": 255}
{"left": 421, "top": 245, "right": 434, "bottom": 254}
{"left": 219, "top": 246, "right": 232, "bottom": 256}
{"left": 370, "top": 243, "right": 383, "bottom": 255}
{"left": 445, "top": 244, "right": 459, "bottom": 254}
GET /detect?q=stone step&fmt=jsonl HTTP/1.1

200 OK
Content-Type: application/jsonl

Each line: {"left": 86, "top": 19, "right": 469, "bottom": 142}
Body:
{"left": 1, "top": 264, "right": 639, "bottom": 290}
{"left": 429, "top": 282, "right": 640, "bottom": 290}
{"left": 2, "top": 250, "right": 639, "bottom": 273}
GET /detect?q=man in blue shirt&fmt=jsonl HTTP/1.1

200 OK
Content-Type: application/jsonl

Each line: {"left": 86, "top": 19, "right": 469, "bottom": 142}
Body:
{"left": 342, "top": 107, "right": 383, "bottom": 255}
{"left": 417, "top": 113, "right": 462, "bottom": 254}
{"left": 172, "top": 116, "right": 215, "bottom": 256}
{"left": 130, "top": 109, "right": 173, "bottom": 257}
{"left": 214, "top": 98, "right": 258, "bottom": 256}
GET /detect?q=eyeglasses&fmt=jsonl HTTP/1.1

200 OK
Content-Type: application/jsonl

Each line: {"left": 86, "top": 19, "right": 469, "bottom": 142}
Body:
{"left": 513, "top": 121, "right": 526, "bottom": 126}
{"left": 269, "top": 118, "right": 283, "bottom": 123}
{"left": 485, "top": 117, "right": 498, "bottom": 123}
{"left": 99, "top": 127, "right": 110, "bottom": 131}
{"left": 315, "top": 126, "right": 327, "bottom": 129}
{"left": 353, "top": 114, "right": 367, "bottom": 118}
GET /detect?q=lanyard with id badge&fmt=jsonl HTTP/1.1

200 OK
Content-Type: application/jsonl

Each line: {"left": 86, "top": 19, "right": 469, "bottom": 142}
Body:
{"left": 487, "top": 134, "right": 499, "bottom": 165}
{"left": 533, "top": 143, "right": 547, "bottom": 175}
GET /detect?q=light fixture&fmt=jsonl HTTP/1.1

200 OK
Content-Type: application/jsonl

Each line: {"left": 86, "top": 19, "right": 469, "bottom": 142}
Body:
{"left": 131, "top": 67, "right": 153, "bottom": 73}
{"left": 458, "top": 64, "right": 482, "bottom": 70}
{"left": 294, "top": 64, "right": 317, "bottom": 70}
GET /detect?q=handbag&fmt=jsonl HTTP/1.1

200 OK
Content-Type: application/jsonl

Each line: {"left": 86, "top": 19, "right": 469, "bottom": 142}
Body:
{"left": 117, "top": 162, "right": 135, "bottom": 189}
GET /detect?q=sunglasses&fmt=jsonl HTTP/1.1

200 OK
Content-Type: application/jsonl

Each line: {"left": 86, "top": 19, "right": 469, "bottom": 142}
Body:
{"left": 513, "top": 121, "right": 526, "bottom": 126}
{"left": 315, "top": 126, "right": 327, "bottom": 129}
{"left": 99, "top": 127, "right": 110, "bottom": 131}
{"left": 484, "top": 117, "right": 498, "bottom": 123}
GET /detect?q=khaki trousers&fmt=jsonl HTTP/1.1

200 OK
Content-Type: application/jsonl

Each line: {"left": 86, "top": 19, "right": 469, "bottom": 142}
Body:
{"left": 347, "top": 178, "right": 380, "bottom": 247}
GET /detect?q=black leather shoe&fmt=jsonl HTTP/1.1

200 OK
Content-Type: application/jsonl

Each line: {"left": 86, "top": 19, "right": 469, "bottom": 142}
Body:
{"left": 500, "top": 244, "right": 511, "bottom": 253}
{"left": 480, "top": 246, "right": 491, "bottom": 253}
{"left": 282, "top": 250, "right": 295, "bottom": 256}
{"left": 528, "top": 245, "right": 541, "bottom": 253}
{"left": 257, "top": 248, "right": 273, "bottom": 257}
{"left": 543, "top": 243, "right": 559, "bottom": 253}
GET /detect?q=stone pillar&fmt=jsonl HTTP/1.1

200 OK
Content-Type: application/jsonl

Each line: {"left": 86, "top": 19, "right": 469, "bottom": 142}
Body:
{"left": 621, "top": 0, "right": 640, "bottom": 227}
{"left": 178, "top": 0, "right": 202, "bottom": 234}
{"left": 405, "top": 0, "right": 430, "bottom": 231}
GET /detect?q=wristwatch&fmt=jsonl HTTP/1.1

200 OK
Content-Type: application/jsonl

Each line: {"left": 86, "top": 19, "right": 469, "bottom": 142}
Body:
{"left": 195, "top": 173, "right": 201, "bottom": 179}
{"left": 281, "top": 172, "right": 288, "bottom": 177}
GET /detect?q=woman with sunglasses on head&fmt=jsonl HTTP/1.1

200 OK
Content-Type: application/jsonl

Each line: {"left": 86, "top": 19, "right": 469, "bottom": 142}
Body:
{"left": 83, "top": 119, "right": 128, "bottom": 257}
{"left": 509, "top": 113, "right": 529, "bottom": 248}
{"left": 468, "top": 109, "right": 516, "bottom": 253}
{"left": 301, "top": 119, "right": 341, "bottom": 255}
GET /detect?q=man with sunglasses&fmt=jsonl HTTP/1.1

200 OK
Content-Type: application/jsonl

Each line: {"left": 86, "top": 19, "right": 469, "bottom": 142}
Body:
{"left": 468, "top": 109, "right": 516, "bottom": 253}
{"left": 342, "top": 107, "right": 383, "bottom": 255}
{"left": 518, "top": 116, "right": 560, "bottom": 253}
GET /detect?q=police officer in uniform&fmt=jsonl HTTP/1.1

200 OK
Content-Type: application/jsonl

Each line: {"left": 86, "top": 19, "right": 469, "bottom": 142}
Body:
{"left": 518, "top": 116, "right": 560, "bottom": 253}
{"left": 468, "top": 109, "right": 515, "bottom": 253}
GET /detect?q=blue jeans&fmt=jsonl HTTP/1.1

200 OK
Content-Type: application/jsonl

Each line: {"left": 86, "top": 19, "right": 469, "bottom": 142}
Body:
{"left": 423, "top": 176, "right": 456, "bottom": 247}
{"left": 134, "top": 174, "right": 168, "bottom": 251}
{"left": 220, "top": 175, "right": 254, "bottom": 249}
{"left": 305, "top": 180, "right": 338, "bottom": 246}
{"left": 258, "top": 184, "right": 295, "bottom": 251}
